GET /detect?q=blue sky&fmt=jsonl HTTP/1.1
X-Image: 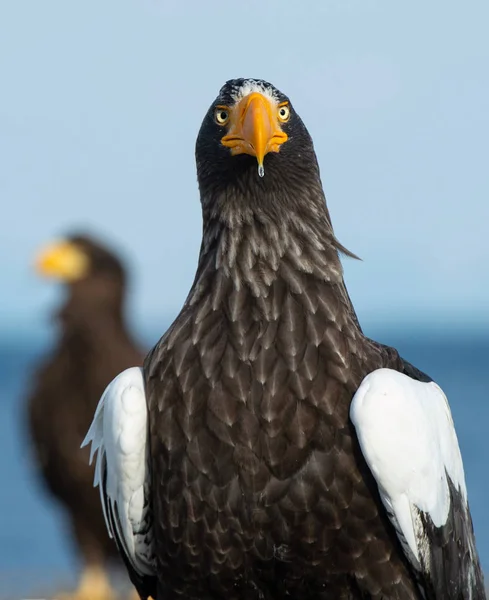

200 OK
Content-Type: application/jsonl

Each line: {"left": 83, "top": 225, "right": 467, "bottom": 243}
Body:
{"left": 1, "top": 0, "right": 488, "bottom": 340}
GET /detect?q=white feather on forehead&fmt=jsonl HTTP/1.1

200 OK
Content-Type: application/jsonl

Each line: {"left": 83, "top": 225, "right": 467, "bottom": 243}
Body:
{"left": 227, "top": 79, "right": 280, "bottom": 104}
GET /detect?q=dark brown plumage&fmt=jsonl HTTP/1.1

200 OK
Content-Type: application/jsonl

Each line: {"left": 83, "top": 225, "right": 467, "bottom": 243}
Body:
{"left": 126, "top": 79, "right": 483, "bottom": 599}
{"left": 27, "top": 234, "right": 144, "bottom": 600}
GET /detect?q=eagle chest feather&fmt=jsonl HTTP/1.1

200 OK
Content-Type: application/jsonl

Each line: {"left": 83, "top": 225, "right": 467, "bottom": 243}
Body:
{"left": 146, "top": 264, "right": 404, "bottom": 585}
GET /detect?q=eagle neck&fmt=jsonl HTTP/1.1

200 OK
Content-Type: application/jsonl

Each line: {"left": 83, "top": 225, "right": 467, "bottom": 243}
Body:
{"left": 188, "top": 188, "right": 360, "bottom": 332}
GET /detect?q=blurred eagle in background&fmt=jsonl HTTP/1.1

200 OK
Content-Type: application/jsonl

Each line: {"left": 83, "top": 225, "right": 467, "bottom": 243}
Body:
{"left": 26, "top": 233, "right": 144, "bottom": 600}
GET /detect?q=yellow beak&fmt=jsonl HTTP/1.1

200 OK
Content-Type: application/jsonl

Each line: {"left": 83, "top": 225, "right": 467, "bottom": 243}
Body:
{"left": 221, "top": 92, "right": 288, "bottom": 176}
{"left": 35, "top": 241, "right": 89, "bottom": 281}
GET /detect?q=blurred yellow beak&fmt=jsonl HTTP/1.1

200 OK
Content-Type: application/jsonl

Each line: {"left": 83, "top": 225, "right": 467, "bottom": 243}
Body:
{"left": 35, "top": 241, "right": 89, "bottom": 281}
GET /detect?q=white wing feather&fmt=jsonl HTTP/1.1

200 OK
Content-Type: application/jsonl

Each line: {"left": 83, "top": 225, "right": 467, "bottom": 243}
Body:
{"left": 82, "top": 366, "right": 154, "bottom": 577}
{"left": 350, "top": 368, "right": 467, "bottom": 569}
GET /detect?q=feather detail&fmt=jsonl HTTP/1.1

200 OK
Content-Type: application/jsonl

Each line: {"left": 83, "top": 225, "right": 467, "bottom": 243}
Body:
{"left": 82, "top": 367, "right": 156, "bottom": 598}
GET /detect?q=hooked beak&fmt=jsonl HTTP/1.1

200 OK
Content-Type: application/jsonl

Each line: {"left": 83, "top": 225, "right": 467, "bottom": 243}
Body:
{"left": 221, "top": 92, "right": 288, "bottom": 176}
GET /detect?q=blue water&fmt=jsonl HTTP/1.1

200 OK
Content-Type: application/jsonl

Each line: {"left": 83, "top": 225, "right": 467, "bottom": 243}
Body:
{"left": 0, "top": 329, "right": 488, "bottom": 598}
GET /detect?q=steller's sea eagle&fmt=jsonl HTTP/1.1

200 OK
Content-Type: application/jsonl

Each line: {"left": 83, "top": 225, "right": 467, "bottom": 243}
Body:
{"left": 28, "top": 234, "right": 144, "bottom": 600}
{"left": 83, "top": 80, "right": 485, "bottom": 600}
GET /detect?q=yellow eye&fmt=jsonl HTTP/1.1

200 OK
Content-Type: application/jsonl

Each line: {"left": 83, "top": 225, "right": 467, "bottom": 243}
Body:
{"left": 278, "top": 104, "right": 290, "bottom": 122}
{"left": 214, "top": 107, "right": 230, "bottom": 125}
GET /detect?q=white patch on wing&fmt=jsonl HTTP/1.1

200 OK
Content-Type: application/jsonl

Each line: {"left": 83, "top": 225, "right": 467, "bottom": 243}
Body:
{"left": 350, "top": 368, "right": 467, "bottom": 568}
{"left": 82, "top": 367, "right": 154, "bottom": 578}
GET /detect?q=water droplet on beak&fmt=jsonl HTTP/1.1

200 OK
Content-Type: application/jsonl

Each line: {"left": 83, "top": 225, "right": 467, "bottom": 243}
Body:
{"left": 258, "top": 164, "right": 265, "bottom": 178}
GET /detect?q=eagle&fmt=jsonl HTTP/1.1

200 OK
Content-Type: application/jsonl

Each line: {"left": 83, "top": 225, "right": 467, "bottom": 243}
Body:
{"left": 83, "top": 79, "right": 485, "bottom": 599}
{"left": 27, "top": 234, "right": 144, "bottom": 600}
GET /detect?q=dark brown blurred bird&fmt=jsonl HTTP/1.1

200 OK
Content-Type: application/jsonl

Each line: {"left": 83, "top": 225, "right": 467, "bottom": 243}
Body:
{"left": 27, "top": 234, "right": 144, "bottom": 600}
{"left": 84, "top": 80, "right": 485, "bottom": 600}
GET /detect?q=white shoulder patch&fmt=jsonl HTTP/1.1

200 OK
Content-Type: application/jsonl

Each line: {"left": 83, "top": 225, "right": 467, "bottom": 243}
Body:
{"left": 82, "top": 366, "right": 154, "bottom": 578}
{"left": 350, "top": 368, "right": 467, "bottom": 567}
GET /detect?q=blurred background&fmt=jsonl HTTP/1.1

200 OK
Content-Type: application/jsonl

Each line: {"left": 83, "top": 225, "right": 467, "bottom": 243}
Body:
{"left": 0, "top": 0, "right": 488, "bottom": 598}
